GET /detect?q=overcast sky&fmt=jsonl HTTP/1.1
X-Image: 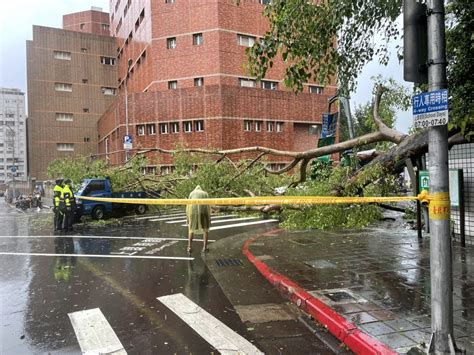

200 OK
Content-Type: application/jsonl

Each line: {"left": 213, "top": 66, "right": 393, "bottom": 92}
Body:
{"left": 0, "top": 0, "right": 412, "bottom": 133}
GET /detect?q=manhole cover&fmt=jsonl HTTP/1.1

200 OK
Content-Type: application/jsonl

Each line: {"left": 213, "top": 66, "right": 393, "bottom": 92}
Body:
{"left": 215, "top": 258, "right": 243, "bottom": 267}
{"left": 323, "top": 291, "right": 356, "bottom": 302}
{"left": 305, "top": 260, "right": 337, "bottom": 269}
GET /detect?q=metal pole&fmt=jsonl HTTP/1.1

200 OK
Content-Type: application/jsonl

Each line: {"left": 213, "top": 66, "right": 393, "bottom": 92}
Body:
{"left": 426, "top": 0, "right": 457, "bottom": 353}
{"left": 124, "top": 72, "right": 129, "bottom": 163}
{"left": 339, "top": 96, "right": 355, "bottom": 140}
{"left": 6, "top": 125, "right": 16, "bottom": 200}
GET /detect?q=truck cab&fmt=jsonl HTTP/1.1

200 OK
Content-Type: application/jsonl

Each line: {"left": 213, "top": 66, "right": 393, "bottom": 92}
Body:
{"left": 75, "top": 178, "right": 114, "bottom": 220}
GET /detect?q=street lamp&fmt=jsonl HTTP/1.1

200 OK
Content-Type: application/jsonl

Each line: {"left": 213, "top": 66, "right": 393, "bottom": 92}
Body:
{"left": 5, "top": 124, "right": 16, "bottom": 200}
{"left": 124, "top": 58, "right": 133, "bottom": 162}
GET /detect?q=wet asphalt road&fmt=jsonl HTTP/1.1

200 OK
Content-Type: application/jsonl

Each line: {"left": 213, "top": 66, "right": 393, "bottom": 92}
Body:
{"left": 0, "top": 201, "right": 333, "bottom": 354}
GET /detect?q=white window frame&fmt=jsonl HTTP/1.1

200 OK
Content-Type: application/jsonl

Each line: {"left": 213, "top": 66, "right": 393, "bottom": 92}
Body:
{"left": 261, "top": 80, "right": 278, "bottom": 90}
{"left": 56, "top": 113, "right": 74, "bottom": 122}
{"left": 101, "top": 87, "right": 116, "bottom": 95}
{"left": 276, "top": 122, "right": 284, "bottom": 132}
{"left": 55, "top": 83, "right": 72, "bottom": 92}
{"left": 194, "top": 120, "right": 204, "bottom": 132}
{"left": 171, "top": 122, "right": 180, "bottom": 133}
{"left": 167, "top": 37, "right": 177, "bottom": 49}
{"left": 137, "top": 124, "right": 145, "bottom": 136}
{"left": 147, "top": 124, "right": 156, "bottom": 135}
{"left": 244, "top": 120, "right": 252, "bottom": 131}
{"left": 54, "top": 51, "right": 71, "bottom": 60}
{"left": 183, "top": 121, "right": 192, "bottom": 133}
{"left": 57, "top": 143, "right": 74, "bottom": 151}
{"left": 194, "top": 77, "right": 204, "bottom": 87}
{"left": 159, "top": 123, "right": 169, "bottom": 134}
{"left": 193, "top": 33, "right": 203, "bottom": 46}
{"left": 101, "top": 56, "right": 116, "bottom": 65}
{"left": 168, "top": 81, "right": 177, "bottom": 90}
{"left": 101, "top": 23, "right": 110, "bottom": 31}
{"left": 239, "top": 78, "right": 256, "bottom": 88}
{"left": 309, "top": 85, "right": 324, "bottom": 94}
{"left": 267, "top": 121, "right": 274, "bottom": 132}
{"left": 237, "top": 34, "right": 256, "bottom": 47}
{"left": 255, "top": 121, "right": 262, "bottom": 132}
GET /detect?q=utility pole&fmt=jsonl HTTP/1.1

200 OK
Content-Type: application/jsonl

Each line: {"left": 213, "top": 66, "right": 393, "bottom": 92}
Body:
{"left": 5, "top": 124, "right": 16, "bottom": 200}
{"left": 124, "top": 58, "right": 133, "bottom": 163}
{"left": 426, "top": 0, "right": 457, "bottom": 353}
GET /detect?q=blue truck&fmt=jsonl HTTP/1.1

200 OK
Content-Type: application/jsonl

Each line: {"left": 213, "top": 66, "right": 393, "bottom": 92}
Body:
{"left": 75, "top": 178, "right": 156, "bottom": 220}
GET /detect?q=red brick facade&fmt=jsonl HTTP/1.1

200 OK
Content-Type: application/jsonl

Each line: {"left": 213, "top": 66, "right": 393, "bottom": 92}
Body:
{"left": 99, "top": 0, "right": 337, "bottom": 170}
{"left": 63, "top": 8, "right": 110, "bottom": 36}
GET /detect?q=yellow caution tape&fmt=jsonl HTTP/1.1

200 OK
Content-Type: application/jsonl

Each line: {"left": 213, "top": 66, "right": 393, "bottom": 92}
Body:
{"left": 76, "top": 194, "right": 426, "bottom": 206}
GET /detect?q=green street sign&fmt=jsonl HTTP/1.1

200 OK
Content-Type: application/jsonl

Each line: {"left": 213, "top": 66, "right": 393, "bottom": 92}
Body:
{"left": 419, "top": 170, "right": 430, "bottom": 192}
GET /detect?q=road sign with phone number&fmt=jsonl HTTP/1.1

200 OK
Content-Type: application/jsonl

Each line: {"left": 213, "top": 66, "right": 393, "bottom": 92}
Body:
{"left": 412, "top": 89, "right": 448, "bottom": 129}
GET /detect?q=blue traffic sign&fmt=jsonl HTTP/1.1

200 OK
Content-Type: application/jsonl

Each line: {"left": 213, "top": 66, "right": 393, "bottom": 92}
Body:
{"left": 412, "top": 89, "right": 449, "bottom": 129}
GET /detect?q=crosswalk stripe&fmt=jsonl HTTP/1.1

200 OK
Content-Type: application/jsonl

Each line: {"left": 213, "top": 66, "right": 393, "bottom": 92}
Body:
{"left": 180, "top": 216, "right": 258, "bottom": 227}
{"left": 166, "top": 214, "right": 237, "bottom": 224}
{"left": 0, "top": 252, "right": 194, "bottom": 260}
{"left": 157, "top": 293, "right": 263, "bottom": 355}
{"left": 135, "top": 212, "right": 185, "bottom": 220}
{"left": 149, "top": 214, "right": 188, "bottom": 222}
{"left": 68, "top": 308, "right": 127, "bottom": 354}
{"left": 209, "top": 219, "right": 278, "bottom": 231}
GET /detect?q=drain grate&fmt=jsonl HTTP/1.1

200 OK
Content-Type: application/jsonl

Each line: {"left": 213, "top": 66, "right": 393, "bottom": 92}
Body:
{"left": 215, "top": 258, "right": 243, "bottom": 267}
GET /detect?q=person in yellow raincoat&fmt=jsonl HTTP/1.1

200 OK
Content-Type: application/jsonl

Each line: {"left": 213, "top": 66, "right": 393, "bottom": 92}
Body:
{"left": 186, "top": 186, "right": 211, "bottom": 254}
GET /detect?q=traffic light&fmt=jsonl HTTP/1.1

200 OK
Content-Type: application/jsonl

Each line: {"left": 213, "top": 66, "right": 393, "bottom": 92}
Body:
{"left": 403, "top": 0, "right": 428, "bottom": 83}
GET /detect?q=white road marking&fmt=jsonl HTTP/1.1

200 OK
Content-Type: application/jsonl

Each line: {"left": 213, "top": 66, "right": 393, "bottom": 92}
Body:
{"left": 157, "top": 293, "right": 263, "bottom": 355}
{"left": 209, "top": 219, "right": 278, "bottom": 231}
{"left": 0, "top": 236, "right": 215, "bottom": 242}
{"left": 180, "top": 216, "right": 258, "bottom": 227}
{"left": 149, "top": 215, "right": 188, "bottom": 222}
{"left": 0, "top": 252, "right": 194, "bottom": 260}
{"left": 135, "top": 212, "right": 185, "bottom": 220}
{"left": 68, "top": 308, "right": 127, "bottom": 354}
{"left": 166, "top": 214, "right": 237, "bottom": 224}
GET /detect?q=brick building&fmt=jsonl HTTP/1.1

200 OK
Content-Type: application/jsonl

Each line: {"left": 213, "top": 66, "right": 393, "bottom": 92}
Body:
{"left": 27, "top": 8, "right": 117, "bottom": 180}
{"left": 98, "top": 0, "right": 336, "bottom": 172}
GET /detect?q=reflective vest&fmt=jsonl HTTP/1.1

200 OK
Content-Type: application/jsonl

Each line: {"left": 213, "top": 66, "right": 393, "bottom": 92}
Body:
{"left": 62, "top": 185, "right": 74, "bottom": 207}
{"left": 53, "top": 184, "right": 63, "bottom": 207}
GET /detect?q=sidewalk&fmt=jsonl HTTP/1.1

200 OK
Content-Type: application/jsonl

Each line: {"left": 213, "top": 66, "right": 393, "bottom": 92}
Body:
{"left": 243, "top": 213, "right": 474, "bottom": 354}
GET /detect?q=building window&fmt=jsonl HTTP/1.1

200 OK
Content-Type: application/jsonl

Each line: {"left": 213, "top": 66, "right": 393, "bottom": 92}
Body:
{"left": 80, "top": 23, "right": 85, "bottom": 30}
{"left": 159, "top": 123, "right": 169, "bottom": 134}
{"left": 160, "top": 166, "right": 173, "bottom": 175}
{"left": 84, "top": 137, "right": 91, "bottom": 142}
{"left": 143, "top": 166, "right": 157, "bottom": 175}
{"left": 81, "top": 47, "right": 87, "bottom": 53}
{"left": 194, "top": 77, "right": 204, "bottom": 87}
{"left": 255, "top": 121, "right": 262, "bottom": 132}
{"left": 267, "top": 121, "right": 274, "bottom": 132}
{"left": 276, "top": 122, "right": 284, "bottom": 132}
{"left": 147, "top": 124, "right": 156, "bottom": 135}
{"left": 237, "top": 34, "right": 256, "bottom": 47}
{"left": 101, "top": 56, "right": 116, "bottom": 65}
{"left": 261, "top": 80, "right": 278, "bottom": 90}
{"left": 165, "top": 0, "right": 175, "bottom": 3}
{"left": 239, "top": 78, "right": 256, "bottom": 88}
{"left": 171, "top": 122, "right": 180, "bottom": 133}
{"left": 193, "top": 33, "right": 203, "bottom": 46}
{"left": 183, "top": 121, "right": 192, "bottom": 133}
{"left": 137, "top": 125, "right": 145, "bottom": 136}
{"left": 101, "top": 23, "right": 110, "bottom": 31}
{"left": 168, "top": 81, "right": 177, "bottom": 90}
{"left": 259, "top": 0, "right": 272, "bottom": 4}
{"left": 55, "top": 83, "right": 72, "bottom": 92}
{"left": 56, "top": 113, "right": 74, "bottom": 122}
{"left": 53, "top": 51, "right": 71, "bottom": 60}
{"left": 83, "top": 108, "right": 89, "bottom": 113}
{"left": 101, "top": 87, "right": 116, "bottom": 95}
{"left": 244, "top": 120, "right": 252, "bottom": 131}
{"left": 194, "top": 120, "right": 204, "bottom": 132}
{"left": 82, "top": 79, "right": 88, "bottom": 84}
{"left": 309, "top": 124, "right": 321, "bottom": 136}
{"left": 57, "top": 143, "right": 74, "bottom": 151}
{"left": 309, "top": 85, "right": 324, "bottom": 94}
{"left": 167, "top": 37, "right": 177, "bottom": 49}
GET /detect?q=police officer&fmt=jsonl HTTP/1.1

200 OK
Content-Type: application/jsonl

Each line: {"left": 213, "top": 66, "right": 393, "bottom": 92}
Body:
{"left": 53, "top": 179, "right": 64, "bottom": 231}
{"left": 62, "top": 179, "right": 75, "bottom": 232}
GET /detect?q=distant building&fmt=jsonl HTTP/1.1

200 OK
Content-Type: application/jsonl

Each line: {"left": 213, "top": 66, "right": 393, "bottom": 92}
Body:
{"left": 26, "top": 7, "right": 117, "bottom": 180}
{"left": 0, "top": 88, "right": 27, "bottom": 183}
{"left": 98, "top": 0, "right": 337, "bottom": 171}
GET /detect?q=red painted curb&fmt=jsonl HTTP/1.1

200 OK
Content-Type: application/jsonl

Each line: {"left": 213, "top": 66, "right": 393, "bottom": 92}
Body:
{"left": 242, "top": 230, "right": 396, "bottom": 355}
